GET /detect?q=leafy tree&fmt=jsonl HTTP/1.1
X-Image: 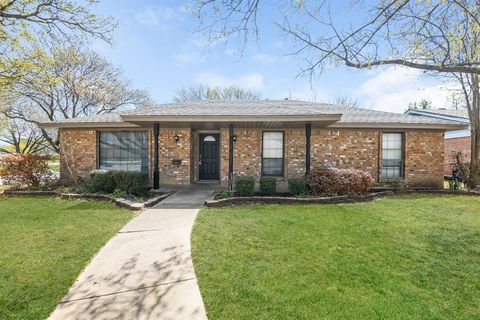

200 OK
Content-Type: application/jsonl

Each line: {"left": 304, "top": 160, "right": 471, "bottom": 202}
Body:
{"left": 408, "top": 99, "right": 433, "bottom": 110}
{"left": 2, "top": 42, "right": 151, "bottom": 152}
{"left": 173, "top": 85, "right": 260, "bottom": 101}
{"left": 0, "top": 0, "right": 115, "bottom": 86}
{"left": 191, "top": 0, "right": 480, "bottom": 188}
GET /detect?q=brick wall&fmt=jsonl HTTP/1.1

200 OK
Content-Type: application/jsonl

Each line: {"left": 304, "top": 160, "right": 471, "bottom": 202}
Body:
{"left": 58, "top": 126, "right": 445, "bottom": 189}
{"left": 403, "top": 130, "right": 444, "bottom": 188}
{"left": 444, "top": 136, "right": 471, "bottom": 175}
{"left": 158, "top": 128, "right": 192, "bottom": 185}
{"left": 59, "top": 129, "right": 97, "bottom": 182}
{"left": 285, "top": 129, "right": 306, "bottom": 177}
{"left": 311, "top": 129, "right": 380, "bottom": 180}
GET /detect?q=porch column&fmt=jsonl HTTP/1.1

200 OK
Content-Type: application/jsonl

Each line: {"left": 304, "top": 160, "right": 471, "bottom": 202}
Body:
{"left": 228, "top": 124, "right": 234, "bottom": 189}
{"left": 153, "top": 122, "right": 160, "bottom": 189}
{"left": 305, "top": 123, "right": 311, "bottom": 174}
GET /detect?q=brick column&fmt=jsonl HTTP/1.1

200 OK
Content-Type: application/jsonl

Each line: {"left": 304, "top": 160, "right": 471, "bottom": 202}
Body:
{"left": 305, "top": 123, "right": 311, "bottom": 174}
{"left": 153, "top": 123, "right": 160, "bottom": 189}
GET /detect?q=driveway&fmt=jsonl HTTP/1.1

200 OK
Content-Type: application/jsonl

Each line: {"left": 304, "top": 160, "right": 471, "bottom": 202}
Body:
{"left": 49, "top": 189, "right": 214, "bottom": 320}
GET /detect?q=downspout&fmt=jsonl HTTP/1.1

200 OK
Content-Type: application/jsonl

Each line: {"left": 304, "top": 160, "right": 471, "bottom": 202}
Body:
{"left": 305, "top": 123, "right": 311, "bottom": 175}
{"left": 153, "top": 122, "right": 160, "bottom": 189}
{"left": 229, "top": 124, "right": 234, "bottom": 191}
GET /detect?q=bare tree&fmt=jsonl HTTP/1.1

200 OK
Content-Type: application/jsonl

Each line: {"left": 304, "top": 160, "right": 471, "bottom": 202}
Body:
{"left": 3, "top": 42, "right": 151, "bottom": 152}
{"left": 191, "top": 0, "right": 480, "bottom": 188}
{"left": 173, "top": 84, "right": 260, "bottom": 101}
{"left": 333, "top": 96, "right": 359, "bottom": 108}
{"left": 0, "top": 116, "right": 50, "bottom": 154}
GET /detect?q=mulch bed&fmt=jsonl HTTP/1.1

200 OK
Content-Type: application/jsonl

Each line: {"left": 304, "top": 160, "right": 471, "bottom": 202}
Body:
{"left": 2, "top": 190, "right": 174, "bottom": 211}
{"left": 205, "top": 189, "right": 480, "bottom": 207}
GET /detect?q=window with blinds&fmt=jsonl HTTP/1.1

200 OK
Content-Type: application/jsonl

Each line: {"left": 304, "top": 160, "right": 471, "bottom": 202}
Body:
{"left": 262, "top": 131, "right": 284, "bottom": 176}
{"left": 98, "top": 131, "right": 149, "bottom": 173}
{"left": 381, "top": 133, "right": 403, "bottom": 179}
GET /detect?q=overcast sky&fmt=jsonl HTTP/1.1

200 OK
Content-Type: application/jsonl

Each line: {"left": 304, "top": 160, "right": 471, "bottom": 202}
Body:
{"left": 93, "top": 0, "right": 457, "bottom": 113}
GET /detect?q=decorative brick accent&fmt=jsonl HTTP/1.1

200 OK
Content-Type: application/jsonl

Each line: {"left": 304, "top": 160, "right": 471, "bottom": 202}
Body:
{"left": 158, "top": 128, "right": 192, "bottom": 185}
{"left": 444, "top": 136, "right": 471, "bottom": 175}
{"left": 59, "top": 129, "right": 97, "bottom": 182}
{"left": 404, "top": 130, "right": 444, "bottom": 188}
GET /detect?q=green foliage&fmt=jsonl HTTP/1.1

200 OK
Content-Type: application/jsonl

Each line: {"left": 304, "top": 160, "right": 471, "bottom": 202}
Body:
{"left": 111, "top": 171, "right": 149, "bottom": 196}
{"left": 219, "top": 191, "right": 231, "bottom": 199}
{"left": 288, "top": 177, "right": 308, "bottom": 196}
{"left": 259, "top": 177, "right": 277, "bottom": 195}
{"left": 86, "top": 170, "right": 115, "bottom": 194}
{"left": 234, "top": 176, "right": 255, "bottom": 196}
{"left": 80, "top": 170, "right": 149, "bottom": 196}
{"left": 448, "top": 180, "right": 461, "bottom": 191}
{"left": 408, "top": 98, "right": 433, "bottom": 110}
{"left": 111, "top": 188, "right": 127, "bottom": 199}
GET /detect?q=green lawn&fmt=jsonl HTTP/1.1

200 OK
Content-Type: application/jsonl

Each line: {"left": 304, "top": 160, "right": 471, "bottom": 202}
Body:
{"left": 192, "top": 195, "right": 480, "bottom": 320}
{"left": 0, "top": 196, "right": 133, "bottom": 320}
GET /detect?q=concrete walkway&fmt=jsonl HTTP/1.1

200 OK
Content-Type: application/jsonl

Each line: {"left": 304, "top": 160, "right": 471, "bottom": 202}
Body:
{"left": 49, "top": 189, "right": 213, "bottom": 320}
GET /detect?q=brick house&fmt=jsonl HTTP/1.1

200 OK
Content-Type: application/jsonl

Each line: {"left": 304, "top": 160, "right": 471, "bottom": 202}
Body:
{"left": 41, "top": 100, "right": 467, "bottom": 190}
{"left": 405, "top": 108, "right": 470, "bottom": 175}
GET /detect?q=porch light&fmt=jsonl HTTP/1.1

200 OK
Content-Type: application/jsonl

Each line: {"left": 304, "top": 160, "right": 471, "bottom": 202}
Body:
{"left": 174, "top": 134, "right": 180, "bottom": 142}
{"left": 232, "top": 135, "right": 237, "bottom": 142}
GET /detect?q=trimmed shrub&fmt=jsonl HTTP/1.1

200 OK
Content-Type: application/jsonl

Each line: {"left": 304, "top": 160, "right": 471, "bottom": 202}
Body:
{"left": 111, "top": 171, "right": 149, "bottom": 196}
{"left": 235, "top": 176, "right": 255, "bottom": 196}
{"left": 288, "top": 177, "right": 307, "bottom": 195}
{"left": 306, "top": 167, "right": 374, "bottom": 196}
{"left": 87, "top": 170, "right": 115, "bottom": 194}
{"left": 81, "top": 170, "right": 149, "bottom": 196}
{"left": 260, "top": 177, "right": 277, "bottom": 195}
{"left": 0, "top": 153, "right": 52, "bottom": 187}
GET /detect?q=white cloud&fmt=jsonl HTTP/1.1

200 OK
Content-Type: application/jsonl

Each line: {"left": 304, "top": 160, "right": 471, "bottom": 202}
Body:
{"left": 251, "top": 53, "right": 278, "bottom": 64}
{"left": 174, "top": 52, "right": 206, "bottom": 66}
{"left": 135, "top": 7, "right": 182, "bottom": 29}
{"left": 355, "top": 66, "right": 458, "bottom": 113}
{"left": 194, "top": 70, "right": 265, "bottom": 90}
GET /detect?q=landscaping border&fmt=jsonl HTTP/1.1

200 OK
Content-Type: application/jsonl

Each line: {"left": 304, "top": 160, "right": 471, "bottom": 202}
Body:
{"left": 2, "top": 190, "right": 175, "bottom": 211}
{"left": 204, "top": 189, "right": 480, "bottom": 207}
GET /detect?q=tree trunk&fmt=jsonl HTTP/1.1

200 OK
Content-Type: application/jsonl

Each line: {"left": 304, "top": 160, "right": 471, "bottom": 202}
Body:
{"left": 468, "top": 76, "right": 480, "bottom": 189}
{"left": 469, "top": 127, "right": 480, "bottom": 189}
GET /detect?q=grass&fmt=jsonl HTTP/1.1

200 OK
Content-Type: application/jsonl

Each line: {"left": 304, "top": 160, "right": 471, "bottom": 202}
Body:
{"left": 0, "top": 196, "right": 134, "bottom": 320}
{"left": 192, "top": 195, "right": 480, "bottom": 320}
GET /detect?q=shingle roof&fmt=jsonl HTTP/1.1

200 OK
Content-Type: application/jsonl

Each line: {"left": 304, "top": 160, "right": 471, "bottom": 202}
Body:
{"left": 41, "top": 100, "right": 466, "bottom": 128}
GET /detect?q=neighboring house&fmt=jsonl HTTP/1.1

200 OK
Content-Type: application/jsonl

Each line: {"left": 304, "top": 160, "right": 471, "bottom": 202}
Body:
{"left": 404, "top": 108, "right": 470, "bottom": 175}
{"left": 40, "top": 100, "right": 467, "bottom": 190}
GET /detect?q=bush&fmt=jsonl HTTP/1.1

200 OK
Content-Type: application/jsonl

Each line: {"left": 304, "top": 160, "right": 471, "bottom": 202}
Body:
{"left": 259, "top": 177, "right": 277, "bottom": 195}
{"left": 111, "top": 171, "right": 149, "bottom": 196}
{"left": 306, "top": 167, "right": 374, "bottom": 196}
{"left": 0, "top": 153, "right": 53, "bottom": 187}
{"left": 87, "top": 170, "right": 115, "bottom": 193}
{"left": 235, "top": 176, "right": 255, "bottom": 196}
{"left": 288, "top": 177, "right": 307, "bottom": 195}
{"left": 81, "top": 170, "right": 149, "bottom": 196}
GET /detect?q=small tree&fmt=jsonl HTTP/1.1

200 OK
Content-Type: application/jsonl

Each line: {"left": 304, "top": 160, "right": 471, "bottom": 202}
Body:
{"left": 408, "top": 99, "right": 433, "bottom": 110}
